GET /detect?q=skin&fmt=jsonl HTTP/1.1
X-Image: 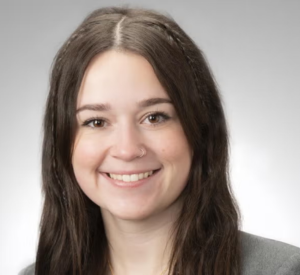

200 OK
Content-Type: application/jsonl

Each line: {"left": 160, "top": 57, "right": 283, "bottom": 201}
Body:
{"left": 72, "top": 50, "right": 193, "bottom": 275}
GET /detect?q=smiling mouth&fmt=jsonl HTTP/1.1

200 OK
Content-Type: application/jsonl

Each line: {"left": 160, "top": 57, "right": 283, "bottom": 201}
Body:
{"left": 106, "top": 169, "right": 160, "bottom": 182}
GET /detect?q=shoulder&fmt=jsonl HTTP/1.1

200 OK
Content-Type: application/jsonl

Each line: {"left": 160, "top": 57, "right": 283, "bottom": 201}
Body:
{"left": 18, "top": 233, "right": 300, "bottom": 275}
{"left": 240, "top": 230, "right": 300, "bottom": 275}
{"left": 19, "top": 263, "right": 35, "bottom": 275}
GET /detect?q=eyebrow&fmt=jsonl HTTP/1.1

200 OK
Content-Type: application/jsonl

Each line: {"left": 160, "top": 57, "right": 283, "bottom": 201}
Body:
{"left": 76, "top": 103, "right": 110, "bottom": 114}
{"left": 76, "top": 97, "right": 172, "bottom": 114}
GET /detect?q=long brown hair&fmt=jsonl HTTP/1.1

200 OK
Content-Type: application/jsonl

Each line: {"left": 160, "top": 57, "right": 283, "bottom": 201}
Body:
{"left": 36, "top": 6, "right": 241, "bottom": 275}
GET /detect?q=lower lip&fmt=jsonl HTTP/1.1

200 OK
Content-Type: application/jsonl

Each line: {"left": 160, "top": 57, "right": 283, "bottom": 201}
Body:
{"left": 101, "top": 169, "right": 161, "bottom": 189}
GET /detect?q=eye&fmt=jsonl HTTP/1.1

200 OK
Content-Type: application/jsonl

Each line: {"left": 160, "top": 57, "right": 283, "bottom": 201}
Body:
{"left": 83, "top": 118, "right": 107, "bottom": 128}
{"left": 143, "top": 112, "right": 170, "bottom": 126}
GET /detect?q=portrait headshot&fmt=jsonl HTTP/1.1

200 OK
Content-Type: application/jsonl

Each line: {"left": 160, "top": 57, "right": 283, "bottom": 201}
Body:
{"left": 0, "top": 1, "right": 299, "bottom": 275}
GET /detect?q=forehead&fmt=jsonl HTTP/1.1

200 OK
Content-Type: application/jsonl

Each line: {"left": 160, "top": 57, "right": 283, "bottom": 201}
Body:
{"left": 77, "top": 50, "right": 169, "bottom": 106}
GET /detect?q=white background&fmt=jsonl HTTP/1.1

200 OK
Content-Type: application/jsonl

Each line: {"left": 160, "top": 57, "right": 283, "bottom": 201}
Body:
{"left": 0, "top": 1, "right": 299, "bottom": 274}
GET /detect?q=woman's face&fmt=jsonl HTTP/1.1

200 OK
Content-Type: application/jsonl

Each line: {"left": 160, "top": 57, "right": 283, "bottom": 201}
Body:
{"left": 72, "top": 50, "right": 192, "bottom": 220}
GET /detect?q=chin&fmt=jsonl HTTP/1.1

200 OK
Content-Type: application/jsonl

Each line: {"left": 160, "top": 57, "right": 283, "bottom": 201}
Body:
{"left": 101, "top": 203, "right": 158, "bottom": 221}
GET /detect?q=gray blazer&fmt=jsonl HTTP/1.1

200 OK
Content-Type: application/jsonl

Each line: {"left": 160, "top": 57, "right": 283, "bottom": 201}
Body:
{"left": 20, "top": 231, "right": 300, "bottom": 275}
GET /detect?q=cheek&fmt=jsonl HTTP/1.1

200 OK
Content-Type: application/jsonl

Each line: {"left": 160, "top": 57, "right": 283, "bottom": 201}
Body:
{"left": 157, "top": 126, "right": 192, "bottom": 162}
{"left": 153, "top": 125, "right": 192, "bottom": 192}
{"left": 72, "top": 134, "right": 105, "bottom": 179}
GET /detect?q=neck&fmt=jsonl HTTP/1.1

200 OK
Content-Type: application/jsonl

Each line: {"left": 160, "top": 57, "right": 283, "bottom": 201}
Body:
{"left": 101, "top": 200, "right": 182, "bottom": 275}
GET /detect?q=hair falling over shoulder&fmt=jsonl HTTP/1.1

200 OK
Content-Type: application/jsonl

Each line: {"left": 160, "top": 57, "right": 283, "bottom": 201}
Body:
{"left": 36, "top": 5, "right": 242, "bottom": 275}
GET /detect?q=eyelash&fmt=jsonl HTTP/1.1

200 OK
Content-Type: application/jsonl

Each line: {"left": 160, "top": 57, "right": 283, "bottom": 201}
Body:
{"left": 82, "top": 111, "right": 171, "bottom": 129}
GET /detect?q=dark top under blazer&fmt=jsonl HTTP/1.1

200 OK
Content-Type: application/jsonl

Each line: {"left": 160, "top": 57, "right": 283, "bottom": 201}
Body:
{"left": 19, "top": 231, "right": 300, "bottom": 275}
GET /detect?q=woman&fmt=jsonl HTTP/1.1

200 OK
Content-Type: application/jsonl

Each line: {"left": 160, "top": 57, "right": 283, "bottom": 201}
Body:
{"left": 21, "top": 6, "right": 300, "bottom": 275}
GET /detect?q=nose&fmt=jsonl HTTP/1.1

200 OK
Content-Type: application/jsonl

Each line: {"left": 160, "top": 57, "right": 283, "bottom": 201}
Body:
{"left": 110, "top": 123, "right": 145, "bottom": 161}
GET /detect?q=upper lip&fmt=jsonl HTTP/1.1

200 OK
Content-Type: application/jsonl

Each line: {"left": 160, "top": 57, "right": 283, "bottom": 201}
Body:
{"left": 100, "top": 169, "right": 160, "bottom": 175}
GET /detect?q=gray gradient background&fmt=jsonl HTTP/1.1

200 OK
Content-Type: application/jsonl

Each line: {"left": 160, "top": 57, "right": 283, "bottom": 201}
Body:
{"left": 1, "top": 1, "right": 299, "bottom": 274}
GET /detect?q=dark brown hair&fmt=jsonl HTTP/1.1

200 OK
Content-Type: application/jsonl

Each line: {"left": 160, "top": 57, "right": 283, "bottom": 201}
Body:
{"left": 36, "top": 6, "right": 241, "bottom": 275}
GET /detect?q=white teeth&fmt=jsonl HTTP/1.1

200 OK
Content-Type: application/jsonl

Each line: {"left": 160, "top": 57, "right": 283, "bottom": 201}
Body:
{"left": 122, "top": 175, "right": 130, "bottom": 182}
{"left": 130, "top": 174, "right": 139, "bottom": 182}
{"left": 108, "top": 170, "right": 155, "bottom": 182}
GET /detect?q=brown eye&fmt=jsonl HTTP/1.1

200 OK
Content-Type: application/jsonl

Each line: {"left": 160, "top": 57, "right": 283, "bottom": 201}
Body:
{"left": 144, "top": 112, "right": 170, "bottom": 126}
{"left": 92, "top": 119, "right": 105, "bottom": 127}
{"left": 84, "top": 118, "right": 107, "bottom": 128}
{"left": 148, "top": 114, "right": 160, "bottom": 124}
